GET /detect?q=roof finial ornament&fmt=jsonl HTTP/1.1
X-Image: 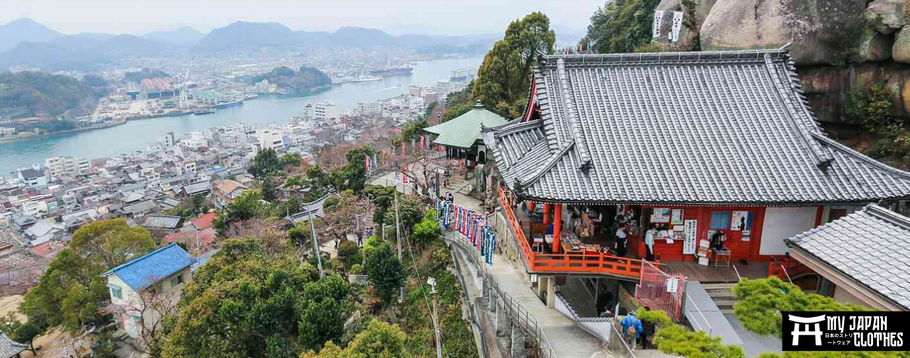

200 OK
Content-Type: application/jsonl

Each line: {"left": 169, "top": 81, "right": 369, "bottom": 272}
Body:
{"left": 474, "top": 100, "right": 483, "bottom": 109}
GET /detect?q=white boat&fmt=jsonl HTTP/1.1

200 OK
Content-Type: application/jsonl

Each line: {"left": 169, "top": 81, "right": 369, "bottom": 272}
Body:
{"left": 352, "top": 73, "right": 382, "bottom": 82}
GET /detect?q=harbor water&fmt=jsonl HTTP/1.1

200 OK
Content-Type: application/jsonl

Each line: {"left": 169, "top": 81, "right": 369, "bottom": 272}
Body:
{"left": 0, "top": 57, "right": 483, "bottom": 176}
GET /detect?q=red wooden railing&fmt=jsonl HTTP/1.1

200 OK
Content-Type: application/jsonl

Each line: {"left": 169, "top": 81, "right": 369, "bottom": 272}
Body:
{"left": 497, "top": 186, "right": 651, "bottom": 279}
{"left": 768, "top": 255, "right": 814, "bottom": 281}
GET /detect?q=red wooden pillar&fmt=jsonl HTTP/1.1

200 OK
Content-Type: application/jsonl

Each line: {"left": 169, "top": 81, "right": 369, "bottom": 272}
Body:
{"left": 543, "top": 203, "right": 551, "bottom": 225}
{"left": 552, "top": 203, "right": 562, "bottom": 253}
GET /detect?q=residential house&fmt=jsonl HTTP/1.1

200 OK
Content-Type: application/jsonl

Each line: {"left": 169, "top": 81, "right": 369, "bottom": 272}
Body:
{"left": 103, "top": 244, "right": 195, "bottom": 339}
{"left": 213, "top": 179, "right": 246, "bottom": 209}
{"left": 17, "top": 169, "right": 47, "bottom": 188}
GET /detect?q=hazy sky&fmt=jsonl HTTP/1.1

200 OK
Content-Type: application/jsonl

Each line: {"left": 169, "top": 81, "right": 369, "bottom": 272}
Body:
{"left": 4, "top": 0, "right": 604, "bottom": 36}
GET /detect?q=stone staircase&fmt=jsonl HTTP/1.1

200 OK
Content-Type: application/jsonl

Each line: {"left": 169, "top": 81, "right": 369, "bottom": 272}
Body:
{"left": 702, "top": 283, "right": 738, "bottom": 314}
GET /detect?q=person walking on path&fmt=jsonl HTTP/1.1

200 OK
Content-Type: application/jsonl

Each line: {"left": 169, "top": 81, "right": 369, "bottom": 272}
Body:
{"left": 621, "top": 312, "right": 643, "bottom": 350}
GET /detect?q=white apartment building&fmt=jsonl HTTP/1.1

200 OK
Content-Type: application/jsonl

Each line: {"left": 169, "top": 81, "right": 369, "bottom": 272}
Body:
{"left": 45, "top": 156, "right": 89, "bottom": 177}
{"left": 257, "top": 129, "right": 285, "bottom": 151}
{"left": 356, "top": 101, "right": 382, "bottom": 116}
{"left": 305, "top": 101, "right": 339, "bottom": 121}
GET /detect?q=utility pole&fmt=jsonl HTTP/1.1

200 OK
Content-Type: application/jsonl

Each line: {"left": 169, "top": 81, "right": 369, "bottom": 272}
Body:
{"left": 307, "top": 201, "right": 325, "bottom": 280}
{"left": 395, "top": 188, "right": 403, "bottom": 303}
{"left": 428, "top": 277, "right": 442, "bottom": 358}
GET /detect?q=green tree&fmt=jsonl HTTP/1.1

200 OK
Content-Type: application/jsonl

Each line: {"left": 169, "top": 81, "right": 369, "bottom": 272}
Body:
{"left": 846, "top": 82, "right": 894, "bottom": 130}
{"left": 279, "top": 153, "right": 303, "bottom": 168}
{"left": 733, "top": 277, "right": 869, "bottom": 338}
{"left": 364, "top": 243, "right": 405, "bottom": 305}
{"left": 162, "top": 238, "right": 351, "bottom": 358}
{"left": 300, "top": 319, "right": 407, "bottom": 358}
{"left": 1, "top": 316, "right": 42, "bottom": 354}
{"left": 411, "top": 211, "right": 439, "bottom": 248}
{"left": 213, "top": 190, "right": 273, "bottom": 236}
{"left": 337, "top": 240, "right": 361, "bottom": 267}
{"left": 262, "top": 177, "right": 279, "bottom": 202}
{"left": 654, "top": 325, "right": 745, "bottom": 358}
{"left": 249, "top": 148, "right": 280, "bottom": 180}
{"left": 472, "top": 12, "right": 555, "bottom": 118}
{"left": 584, "top": 0, "right": 662, "bottom": 54}
{"left": 20, "top": 219, "right": 154, "bottom": 333}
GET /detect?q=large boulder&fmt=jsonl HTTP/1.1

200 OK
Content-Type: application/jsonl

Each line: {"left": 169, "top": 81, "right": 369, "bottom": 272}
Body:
{"left": 895, "top": 26, "right": 910, "bottom": 64}
{"left": 865, "top": 0, "right": 909, "bottom": 35}
{"left": 655, "top": 0, "right": 719, "bottom": 49}
{"left": 857, "top": 27, "right": 893, "bottom": 62}
{"left": 700, "top": 0, "right": 868, "bottom": 65}
{"left": 798, "top": 62, "right": 910, "bottom": 123}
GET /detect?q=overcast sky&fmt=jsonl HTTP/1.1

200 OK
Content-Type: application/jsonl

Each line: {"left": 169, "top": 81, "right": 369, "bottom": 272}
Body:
{"left": 4, "top": 0, "right": 604, "bottom": 36}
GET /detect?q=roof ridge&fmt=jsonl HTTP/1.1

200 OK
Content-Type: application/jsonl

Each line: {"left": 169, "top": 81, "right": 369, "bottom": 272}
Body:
{"left": 555, "top": 58, "right": 592, "bottom": 169}
{"left": 102, "top": 243, "right": 189, "bottom": 277}
{"left": 865, "top": 204, "right": 910, "bottom": 230}
{"left": 491, "top": 118, "right": 542, "bottom": 136}
{"left": 541, "top": 48, "right": 789, "bottom": 66}
{"left": 812, "top": 133, "right": 910, "bottom": 180}
{"left": 761, "top": 53, "right": 833, "bottom": 166}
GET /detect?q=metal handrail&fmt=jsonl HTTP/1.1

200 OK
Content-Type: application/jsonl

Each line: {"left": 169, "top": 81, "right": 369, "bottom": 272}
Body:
{"left": 445, "top": 229, "right": 558, "bottom": 358}
{"left": 780, "top": 264, "right": 793, "bottom": 285}
{"left": 684, "top": 292, "right": 713, "bottom": 337}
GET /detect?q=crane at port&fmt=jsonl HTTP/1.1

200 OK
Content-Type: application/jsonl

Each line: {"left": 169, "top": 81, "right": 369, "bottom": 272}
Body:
{"left": 178, "top": 59, "right": 194, "bottom": 108}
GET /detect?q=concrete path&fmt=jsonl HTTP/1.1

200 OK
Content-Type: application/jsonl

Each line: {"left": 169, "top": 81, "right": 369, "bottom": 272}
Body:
{"left": 684, "top": 281, "right": 743, "bottom": 345}
{"left": 446, "top": 230, "right": 606, "bottom": 358}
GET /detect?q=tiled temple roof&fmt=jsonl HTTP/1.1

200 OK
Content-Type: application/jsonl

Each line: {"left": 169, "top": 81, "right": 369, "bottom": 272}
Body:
{"left": 483, "top": 49, "right": 910, "bottom": 205}
{"left": 788, "top": 205, "right": 910, "bottom": 309}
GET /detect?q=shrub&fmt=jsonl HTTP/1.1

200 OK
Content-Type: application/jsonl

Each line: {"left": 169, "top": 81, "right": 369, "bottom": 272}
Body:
{"left": 733, "top": 277, "right": 870, "bottom": 338}
{"left": 636, "top": 307, "right": 672, "bottom": 328}
{"left": 350, "top": 264, "right": 363, "bottom": 275}
{"left": 338, "top": 240, "right": 361, "bottom": 266}
{"left": 654, "top": 325, "right": 745, "bottom": 358}
{"left": 846, "top": 82, "right": 893, "bottom": 130}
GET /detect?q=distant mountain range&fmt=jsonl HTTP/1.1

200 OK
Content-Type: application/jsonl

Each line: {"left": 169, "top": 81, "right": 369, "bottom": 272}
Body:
{"left": 0, "top": 18, "right": 63, "bottom": 53}
{"left": 0, "top": 18, "right": 501, "bottom": 71}
{"left": 191, "top": 21, "right": 497, "bottom": 54}
{"left": 143, "top": 26, "right": 207, "bottom": 47}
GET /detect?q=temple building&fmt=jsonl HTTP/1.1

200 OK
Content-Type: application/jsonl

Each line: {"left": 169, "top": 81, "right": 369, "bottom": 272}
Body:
{"left": 482, "top": 48, "right": 910, "bottom": 315}
{"left": 424, "top": 101, "right": 507, "bottom": 168}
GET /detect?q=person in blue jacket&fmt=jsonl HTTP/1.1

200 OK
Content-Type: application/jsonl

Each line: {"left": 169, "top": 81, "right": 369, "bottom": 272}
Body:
{"left": 620, "top": 312, "right": 643, "bottom": 350}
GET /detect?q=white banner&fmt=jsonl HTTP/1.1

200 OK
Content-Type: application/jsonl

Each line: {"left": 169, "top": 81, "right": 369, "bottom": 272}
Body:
{"left": 653, "top": 10, "right": 665, "bottom": 38}
{"left": 670, "top": 11, "right": 684, "bottom": 43}
{"left": 683, "top": 219, "right": 698, "bottom": 255}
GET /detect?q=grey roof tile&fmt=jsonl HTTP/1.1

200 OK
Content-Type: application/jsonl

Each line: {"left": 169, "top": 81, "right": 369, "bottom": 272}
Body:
{"left": 789, "top": 204, "right": 910, "bottom": 310}
{"left": 483, "top": 49, "right": 910, "bottom": 204}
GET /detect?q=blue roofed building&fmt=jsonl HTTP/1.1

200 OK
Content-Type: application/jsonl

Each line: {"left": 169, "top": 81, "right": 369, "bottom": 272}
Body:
{"left": 103, "top": 243, "right": 195, "bottom": 339}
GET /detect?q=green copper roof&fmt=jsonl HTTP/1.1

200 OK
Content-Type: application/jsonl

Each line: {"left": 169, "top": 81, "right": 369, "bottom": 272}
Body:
{"left": 424, "top": 101, "right": 508, "bottom": 149}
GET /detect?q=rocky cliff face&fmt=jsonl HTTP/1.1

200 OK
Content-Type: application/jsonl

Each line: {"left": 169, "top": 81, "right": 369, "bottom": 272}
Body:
{"left": 657, "top": 0, "right": 910, "bottom": 124}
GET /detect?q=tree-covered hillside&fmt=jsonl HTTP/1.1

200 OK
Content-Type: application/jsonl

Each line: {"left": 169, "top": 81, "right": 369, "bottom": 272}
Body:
{"left": 252, "top": 66, "right": 332, "bottom": 94}
{"left": 0, "top": 71, "right": 95, "bottom": 118}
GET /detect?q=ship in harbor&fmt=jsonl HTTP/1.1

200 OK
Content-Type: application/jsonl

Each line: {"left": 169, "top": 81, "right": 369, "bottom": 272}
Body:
{"left": 352, "top": 73, "right": 382, "bottom": 82}
{"left": 370, "top": 55, "right": 412, "bottom": 77}
{"left": 214, "top": 99, "right": 244, "bottom": 109}
{"left": 193, "top": 108, "right": 215, "bottom": 116}
{"left": 370, "top": 66, "right": 412, "bottom": 76}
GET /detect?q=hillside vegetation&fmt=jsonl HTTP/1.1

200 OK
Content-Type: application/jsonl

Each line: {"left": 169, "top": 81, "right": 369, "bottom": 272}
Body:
{"left": 0, "top": 71, "right": 95, "bottom": 118}
{"left": 252, "top": 66, "right": 332, "bottom": 94}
